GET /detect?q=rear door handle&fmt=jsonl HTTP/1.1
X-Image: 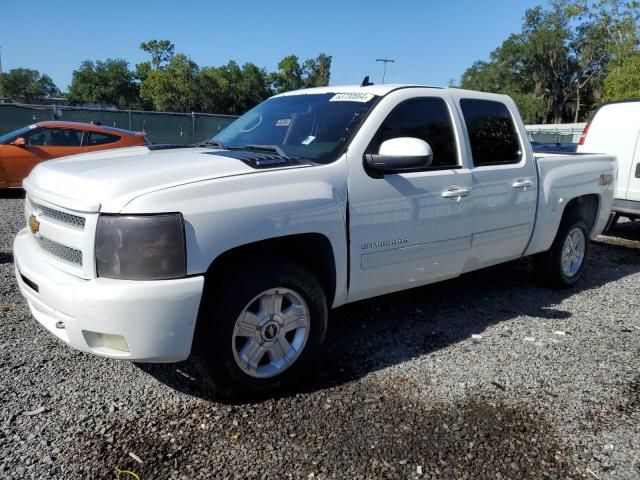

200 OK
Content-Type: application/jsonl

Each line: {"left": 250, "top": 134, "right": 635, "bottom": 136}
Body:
{"left": 512, "top": 179, "right": 533, "bottom": 190}
{"left": 442, "top": 186, "right": 470, "bottom": 199}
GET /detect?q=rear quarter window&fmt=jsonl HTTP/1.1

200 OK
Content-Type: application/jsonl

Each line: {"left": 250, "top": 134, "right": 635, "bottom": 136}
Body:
{"left": 87, "top": 132, "right": 120, "bottom": 146}
{"left": 460, "top": 99, "right": 522, "bottom": 166}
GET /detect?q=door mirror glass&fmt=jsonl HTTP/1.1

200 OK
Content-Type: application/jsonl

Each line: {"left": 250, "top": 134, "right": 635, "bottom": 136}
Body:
{"left": 365, "top": 137, "right": 433, "bottom": 173}
{"left": 11, "top": 137, "right": 26, "bottom": 147}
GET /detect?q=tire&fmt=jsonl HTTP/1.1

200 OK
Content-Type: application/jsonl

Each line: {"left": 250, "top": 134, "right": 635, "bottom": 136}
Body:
{"left": 194, "top": 261, "right": 328, "bottom": 400}
{"left": 533, "top": 215, "right": 591, "bottom": 289}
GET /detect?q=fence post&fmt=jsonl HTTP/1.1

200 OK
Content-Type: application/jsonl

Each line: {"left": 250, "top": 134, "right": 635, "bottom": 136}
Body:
{"left": 191, "top": 112, "right": 195, "bottom": 144}
{"left": 128, "top": 110, "right": 132, "bottom": 131}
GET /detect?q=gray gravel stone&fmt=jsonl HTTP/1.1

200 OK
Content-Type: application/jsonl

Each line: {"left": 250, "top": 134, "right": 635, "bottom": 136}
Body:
{"left": 0, "top": 192, "right": 639, "bottom": 479}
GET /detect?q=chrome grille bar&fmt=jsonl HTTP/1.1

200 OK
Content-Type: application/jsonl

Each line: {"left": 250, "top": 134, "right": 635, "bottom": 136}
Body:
{"left": 36, "top": 237, "right": 83, "bottom": 266}
{"left": 31, "top": 201, "right": 86, "bottom": 230}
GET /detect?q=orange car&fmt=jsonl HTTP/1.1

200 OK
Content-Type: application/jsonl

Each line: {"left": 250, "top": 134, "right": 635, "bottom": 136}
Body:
{"left": 0, "top": 121, "right": 150, "bottom": 188}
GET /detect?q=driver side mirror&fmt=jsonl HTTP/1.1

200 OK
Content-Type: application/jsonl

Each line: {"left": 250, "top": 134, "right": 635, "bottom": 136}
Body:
{"left": 365, "top": 137, "right": 433, "bottom": 173}
{"left": 11, "top": 137, "right": 26, "bottom": 147}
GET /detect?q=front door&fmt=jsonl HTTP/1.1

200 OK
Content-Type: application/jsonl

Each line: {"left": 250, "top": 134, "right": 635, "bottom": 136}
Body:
{"left": 457, "top": 98, "right": 537, "bottom": 270}
{"left": 347, "top": 92, "right": 473, "bottom": 302}
{"left": 3, "top": 127, "right": 85, "bottom": 185}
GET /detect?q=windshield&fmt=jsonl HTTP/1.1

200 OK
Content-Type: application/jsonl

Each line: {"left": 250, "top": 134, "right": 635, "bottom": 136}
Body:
{"left": 0, "top": 125, "right": 37, "bottom": 144}
{"left": 211, "top": 92, "right": 378, "bottom": 163}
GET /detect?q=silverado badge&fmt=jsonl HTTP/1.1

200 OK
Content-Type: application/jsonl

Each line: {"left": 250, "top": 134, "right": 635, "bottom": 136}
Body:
{"left": 28, "top": 215, "right": 40, "bottom": 235}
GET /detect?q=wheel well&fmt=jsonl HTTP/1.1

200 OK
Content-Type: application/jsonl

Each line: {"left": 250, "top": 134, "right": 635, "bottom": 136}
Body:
{"left": 562, "top": 194, "right": 599, "bottom": 232}
{"left": 205, "top": 233, "right": 337, "bottom": 305}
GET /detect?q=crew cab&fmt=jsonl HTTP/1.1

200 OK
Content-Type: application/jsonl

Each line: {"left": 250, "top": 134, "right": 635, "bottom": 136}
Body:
{"left": 13, "top": 85, "right": 616, "bottom": 398}
{"left": 577, "top": 99, "right": 640, "bottom": 224}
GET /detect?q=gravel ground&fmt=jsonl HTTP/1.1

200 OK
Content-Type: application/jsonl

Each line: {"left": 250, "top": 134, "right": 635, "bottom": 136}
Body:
{"left": 1, "top": 191, "right": 639, "bottom": 479}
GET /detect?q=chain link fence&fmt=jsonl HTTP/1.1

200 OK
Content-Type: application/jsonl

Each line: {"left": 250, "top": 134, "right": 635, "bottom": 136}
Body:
{"left": 0, "top": 103, "right": 237, "bottom": 144}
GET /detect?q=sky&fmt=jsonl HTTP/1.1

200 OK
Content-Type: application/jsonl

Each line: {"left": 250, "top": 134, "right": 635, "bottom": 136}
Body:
{"left": 1, "top": 0, "right": 550, "bottom": 92}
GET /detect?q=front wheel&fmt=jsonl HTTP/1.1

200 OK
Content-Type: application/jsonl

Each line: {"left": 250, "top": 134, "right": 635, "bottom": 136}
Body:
{"left": 195, "top": 261, "right": 328, "bottom": 400}
{"left": 533, "top": 215, "right": 591, "bottom": 289}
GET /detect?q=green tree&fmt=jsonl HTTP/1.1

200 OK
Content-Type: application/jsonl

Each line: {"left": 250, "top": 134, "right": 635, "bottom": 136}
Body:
{"left": 269, "top": 55, "right": 304, "bottom": 93}
{"left": 303, "top": 53, "right": 332, "bottom": 87}
{"left": 604, "top": 52, "right": 640, "bottom": 98}
{"left": 0, "top": 68, "right": 58, "bottom": 103}
{"left": 139, "top": 53, "right": 199, "bottom": 112}
{"left": 139, "top": 39, "right": 175, "bottom": 71}
{"left": 458, "top": 0, "right": 637, "bottom": 123}
{"left": 67, "top": 59, "right": 139, "bottom": 109}
{"left": 198, "top": 62, "right": 270, "bottom": 115}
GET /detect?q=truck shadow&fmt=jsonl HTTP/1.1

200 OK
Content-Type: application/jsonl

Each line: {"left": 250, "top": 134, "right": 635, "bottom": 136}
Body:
{"left": 137, "top": 240, "right": 640, "bottom": 403}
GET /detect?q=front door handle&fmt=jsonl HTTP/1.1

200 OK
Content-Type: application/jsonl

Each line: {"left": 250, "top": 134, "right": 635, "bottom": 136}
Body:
{"left": 512, "top": 179, "right": 533, "bottom": 190}
{"left": 442, "top": 186, "right": 470, "bottom": 199}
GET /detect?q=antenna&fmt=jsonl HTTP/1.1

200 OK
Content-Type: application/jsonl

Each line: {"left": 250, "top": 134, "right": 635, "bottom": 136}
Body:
{"left": 360, "top": 75, "right": 374, "bottom": 87}
{"left": 375, "top": 58, "right": 395, "bottom": 84}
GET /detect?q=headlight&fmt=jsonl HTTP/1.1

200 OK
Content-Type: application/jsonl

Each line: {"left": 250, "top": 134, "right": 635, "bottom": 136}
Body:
{"left": 95, "top": 214, "right": 186, "bottom": 280}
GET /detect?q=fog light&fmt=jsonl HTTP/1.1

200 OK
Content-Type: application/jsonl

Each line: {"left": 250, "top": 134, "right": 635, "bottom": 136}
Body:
{"left": 99, "top": 333, "right": 130, "bottom": 352}
{"left": 83, "top": 331, "right": 130, "bottom": 352}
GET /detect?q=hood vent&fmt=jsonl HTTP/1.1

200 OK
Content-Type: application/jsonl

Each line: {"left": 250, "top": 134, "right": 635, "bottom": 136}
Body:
{"left": 206, "top": 150, "right": 302, "bottom": 169}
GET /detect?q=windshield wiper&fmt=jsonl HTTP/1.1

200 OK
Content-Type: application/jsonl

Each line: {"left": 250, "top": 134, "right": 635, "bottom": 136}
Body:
{"left": 199, "top": 140, "right": 225, "bottom": 149}
{"left": 230, "top": 144, "right": 289, "bottom": 158}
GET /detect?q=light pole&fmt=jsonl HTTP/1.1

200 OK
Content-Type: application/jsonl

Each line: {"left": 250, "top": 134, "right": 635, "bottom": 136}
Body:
{"left": 376, "top": 58, "right": 395, "bottom": 84}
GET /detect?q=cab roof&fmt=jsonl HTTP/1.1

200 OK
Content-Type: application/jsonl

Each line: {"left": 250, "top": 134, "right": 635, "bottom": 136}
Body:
{"left": 273, "top": 84, "right": 513, "bottom": 103}
{"left": 273, "top": 84, "right": 442, "bottom": 97}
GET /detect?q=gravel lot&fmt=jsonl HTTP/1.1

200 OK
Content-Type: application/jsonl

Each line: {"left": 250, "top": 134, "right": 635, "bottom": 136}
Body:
{"left": 1, "top": 191, "right": 639, "bottom": 479}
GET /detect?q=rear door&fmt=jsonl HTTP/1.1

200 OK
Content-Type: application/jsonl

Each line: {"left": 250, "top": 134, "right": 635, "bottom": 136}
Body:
{"left": 457, "top": 97, "right": 537, "bottom": 271}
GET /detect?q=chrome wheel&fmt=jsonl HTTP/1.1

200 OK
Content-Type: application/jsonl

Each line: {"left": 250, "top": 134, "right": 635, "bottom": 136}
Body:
{"left": 231, "top": 288, "right": 310, "bottom": 379}
{"left": 561, "top": 227, "right": 586, "bottom": 277}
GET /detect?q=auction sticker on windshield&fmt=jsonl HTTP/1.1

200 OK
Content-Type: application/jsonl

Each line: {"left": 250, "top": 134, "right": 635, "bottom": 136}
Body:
{"left": 329, "top": 93, "right": 376, "bottom": 102}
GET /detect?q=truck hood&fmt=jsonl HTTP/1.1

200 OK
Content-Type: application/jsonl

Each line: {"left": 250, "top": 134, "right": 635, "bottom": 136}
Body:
{"left": 24, "top": 146, "right": 303, "bottom": 213}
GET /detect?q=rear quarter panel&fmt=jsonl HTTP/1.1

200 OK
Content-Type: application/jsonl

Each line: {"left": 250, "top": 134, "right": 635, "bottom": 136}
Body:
{"left": 525, "top": 153, "right": 616, "bottom": 256}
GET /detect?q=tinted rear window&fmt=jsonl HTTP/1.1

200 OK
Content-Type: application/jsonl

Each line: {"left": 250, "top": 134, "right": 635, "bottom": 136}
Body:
{"left": 88, "top": 132, "right": 120, "bottom": 146}
{"left": 460, "top": 99, "right": 522, "bottom": 166}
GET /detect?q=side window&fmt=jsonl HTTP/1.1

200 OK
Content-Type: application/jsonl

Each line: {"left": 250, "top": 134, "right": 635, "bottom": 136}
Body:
{"left": 460, "top": 99, "right": 522, "bottom": 166}
{"left": 87, "top": 132, "right": 120, "bottom": 146}
{"left": 372, "top": 97, "right": 458, "bottom": 168}
{"left": 26, "top": 128, "right": 82, "bottom": 147}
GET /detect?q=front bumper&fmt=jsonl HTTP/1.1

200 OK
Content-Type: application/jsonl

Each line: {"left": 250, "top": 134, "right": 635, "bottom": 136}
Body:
{"left": 13, "top": 228, "right": 205, "bottom": 362}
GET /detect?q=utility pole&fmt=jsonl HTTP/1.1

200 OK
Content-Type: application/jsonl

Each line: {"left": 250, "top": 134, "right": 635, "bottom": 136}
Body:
{"left": 376, "top": 58, "right": 395, "bottom": 84}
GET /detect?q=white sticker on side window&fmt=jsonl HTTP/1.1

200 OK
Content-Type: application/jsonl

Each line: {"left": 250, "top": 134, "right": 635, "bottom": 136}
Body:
{"left": 276, "top": 119, "right": 292, "bottom": 127}
{"left": 329, "top": 93, "right": 375, "bottom": 102}
{"left": 302, "top": 136, "right": 316, "bottom": 145}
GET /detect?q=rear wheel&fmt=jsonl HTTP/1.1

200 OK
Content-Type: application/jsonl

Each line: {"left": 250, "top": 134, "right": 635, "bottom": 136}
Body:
{"left": 534, "top": 215, "right": 590, "bottom": 289}
{"left": 195, "top": 261, "right": 328, "bottom": 400}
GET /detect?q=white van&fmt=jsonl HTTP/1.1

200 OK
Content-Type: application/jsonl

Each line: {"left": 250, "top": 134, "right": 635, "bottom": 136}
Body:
{"left": 578, "top": 99, "right": 640, "bottom": 223}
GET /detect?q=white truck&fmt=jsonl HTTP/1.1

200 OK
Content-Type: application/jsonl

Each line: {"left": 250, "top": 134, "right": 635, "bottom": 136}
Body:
{"left": 577, "top": 99, "right": 640, "bottom": 224}
{"left": 14, "top": 84, "right": 616, "bottom": 398}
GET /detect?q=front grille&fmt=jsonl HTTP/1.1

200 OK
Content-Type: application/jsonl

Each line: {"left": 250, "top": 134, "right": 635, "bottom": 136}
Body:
{"left": 32, "top": 201, "right": 85, "bottom": 230}
{"left": 37, "top": 237, "right": 83, "bottom": 266}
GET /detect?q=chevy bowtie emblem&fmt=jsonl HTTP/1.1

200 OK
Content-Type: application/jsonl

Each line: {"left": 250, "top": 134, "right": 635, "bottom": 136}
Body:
{"left": 28, "top": 214, "right": 40, "bottom": 235}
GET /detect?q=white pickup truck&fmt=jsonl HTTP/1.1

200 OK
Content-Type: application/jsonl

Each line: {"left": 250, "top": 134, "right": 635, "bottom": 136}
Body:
{"left": 14, "top": 84, "right": 616, "bottom": 397}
